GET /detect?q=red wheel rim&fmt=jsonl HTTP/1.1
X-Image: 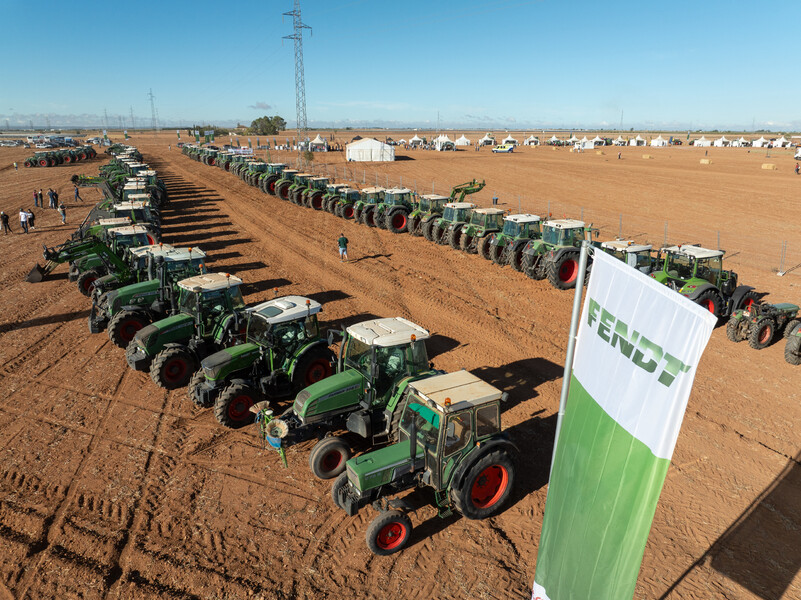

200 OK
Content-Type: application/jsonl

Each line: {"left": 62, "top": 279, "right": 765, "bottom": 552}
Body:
{"left": 392, "top": 213, "right": 407, "bottom": 230}
{"left": 321, "top": 448, "right": 344, "bottom": 474}
{"left": 82, "top": 276, "right": 97, "bottom": 293}
{"left": 742, "top": 297, "right": 755, "bottom": 310}
{"left": 163, "top": 358, "right": 189, "bottom": 383}
{"left": 701, "top": 299, "right": 715, "bottom": 313}
{"left": 268, "top": 181, "right": 276, "bottom": 193}
{"left": 146, "top": 235, "right": 156, "bottom": 245}
{"left": 227, "top": 394, "right": 253, "bottom": 420}
{"left": 343, "top": 206, "right": 354, "bottom": 218}
{"left": 304, "top": 358, "right": 332, "bottom": 386}
{"left": 119, "top": 319, "right": 143, "bottom": 342}
{"left": 559, "top": 259, "right": 578, "bottom": 282}
{"left": 312, "top": 195, "right": 323, "bottom": 209}
{"left": 376, "top": 521, "right": 407, "bottom": 550}
{"left": 39, "top": 159, "right": 48, "bottom": 166}
{"left": 758, "top": 325, "right": 771, "bottom": 344}
{"left": 470, "top": 465, "right": 509, "bottom": 509}
{"left": 209, "top": 158, "right": 215, "bottom": 166}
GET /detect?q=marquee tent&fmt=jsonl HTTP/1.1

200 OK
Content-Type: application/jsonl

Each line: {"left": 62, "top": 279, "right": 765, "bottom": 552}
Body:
{"left": 455, "top": 135, "right": 471, "bottom": 146}
{"left": 773, "top": 136, "right": 789, "bottom": 147}
{"left": 479, "top": 133, "right": 495, "bottom": 146}
{"left": 346, "top": 138, "right": 395, "bottom": 162}
{"left": 524, "top": 135, "right": 540, "bottom": 146}
{"left": 713, "top": 136, "right": 730, "bottom": 147}
{"left": 752, "top": 136, "right": 769, "bottom": 148}
{"left": 502, "top": 134, "right": 518, "bottom": 145}
{"left": 629, "top": 134, "right": 646, "bottom": 146}
{"left": 409, "top": 134, "right": 423, "bottom": 147}
{"left": 650, "top": 135, "right": 668, "bottom": 147}
{"left": 693, "top": 136, "right": 712, "bottom": 147}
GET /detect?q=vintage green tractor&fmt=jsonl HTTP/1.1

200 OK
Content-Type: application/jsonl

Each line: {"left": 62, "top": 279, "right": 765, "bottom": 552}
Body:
{"left": 333, "top": 188, "right": 363, "bottom": 219}
{"left": 374, "top": 188, "right": 415, "bottom": 233}
{"left": 322, "top": 183, "right": 347, "bottom": 213}
{"left": 258, "top": 163, "right": 289, "bottom": 195}
{"left": 302, "top": 177, "right": 330, "bottom": 209}
{"left": 522, "top": 219, "right": 598, "bottom": 290}
{"left": 599, "top": 240, "right": 656, "bottom": 274}
{"left": 190, "top": 296, "right": 336, "bottom": 428}
{"left": 354, "top": 187, "right": 387, "bottom": 227}
{"left": 785, "top": 321, "right": 801, "bottom": 365}
{"left": 650, "top": 245, "right": 758, "bottom": 318}
{"left": 486, "top": 214, "right": 542, "bottom": 269}
{"left": 89, "top": 246, "right": 208, "bottom": 347}
{"left": 125, "top": 273, "right": 250, "bottom": 389}
{"left": 331, "top": 370, "right": 515, "bottom": 555}
{"left": 457, "top": 208, "right": 505, "bottom": 257}
{"left": 425, "top": 202, "right": 475, "bottom": 245}
{"left": 252, "top": 317, "right": 439, "bottom": 479}
{"left": 274, "top": 169, "right": 300, "bottom": 201}
{"left": 726, "top": 302, "right": 800, "bottom": 350}
{"left": 408, "top": 194, "right": 447, "bottom": 237}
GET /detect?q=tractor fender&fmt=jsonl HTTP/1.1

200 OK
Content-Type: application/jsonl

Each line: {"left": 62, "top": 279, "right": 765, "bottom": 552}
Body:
{"left": 287, "top": 339, "right": 331, "bottom": 378}
{"left": 449, "top": 436, "right": 519, "bottom": 494}
{"left": 120, "top": 305, "right": 155, "bottom": 318}
{"left": 682, "top": 282, "right": 719, "bottom": 301}
{"left": 508, "top": 239, "right": 528, "bottom": 253}
{"left": 548, "top": 245, "right": 581, "bottom": 264}
{"left": 161, "top": 341, "right": 197, "bottom": 360}
{"left": 730, "top": 285, "right": 755, "bottom": 309}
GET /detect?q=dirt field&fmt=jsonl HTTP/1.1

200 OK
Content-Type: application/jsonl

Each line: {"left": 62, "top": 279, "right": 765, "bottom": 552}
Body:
{"left": 0, "top": 131, "right": 799, "bottom": 600}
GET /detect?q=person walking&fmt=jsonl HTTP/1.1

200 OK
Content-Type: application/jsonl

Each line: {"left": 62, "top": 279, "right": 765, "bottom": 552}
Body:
{"left": 19, "top": 208, "right": 28, "bottom": 234}
{"left": 27, "top": 208, "right": 35, "bottom": 230}
{"left": 13, "top": 162, "right": 18, "bottom": 172}
{"left": 74, "top": 185, "right": 83, "bottom": 202}
{"left": 1, "top": 211, "right": 11, "bottom": 234}
{"left": 33, "top": 189, "right": 39, "bottom": 207}
{"left": 795, "top": 162, "right": 800, "bottom": 175}
{"left": 337, "top": 233, "right": 349, "bottom": 262}
{"left": 52, "top": 189, "right": 59, "bottom": 208}
{"left": 47, "top": 188, "right": 55, "bottom": 209}
{"left": 37, "top": 189, "right": 44, "bottom": 208}
{"left": 58, "top": 201, "right": 66, "bottom": 225}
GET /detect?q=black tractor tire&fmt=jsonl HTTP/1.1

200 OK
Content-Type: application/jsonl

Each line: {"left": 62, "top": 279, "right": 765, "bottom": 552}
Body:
{"left": 264, "top": 175, "right": 280, "bottom": 195}
{"left": 547, "top": 251, "right": 581, "bottom": 290}
{"left": 783, "top": 319, "right": 801, "bottom": 338}
{"left": 725, "top": 317, "right": 747, "bottom": 343}
{"left": 362, "top": 206, "right": 377, "bottom": 227}
{"left": 737, "top": 290, "right": 759, "bottom": 312}
{"left": 289, "top": 189, "right": 301, "bottom": 205}
{"left": 214, "top": 382, "right": 263, "bottom": 428}
{"left": 310, "top": 191, "right": 325, "bottom": 210}
{"left": 490, "top": 240, "right": 505, "bottom": 265}
{"left": 748, "top": 317, "right": 775, "bottom": 350}
{"left": 331, "top": 472, "right": 348, "bottom": 510}
{"left": 386, "top": 209, "right": 410, "bottom": 234}
{"left": 478, "top": 236, "right": 493, "bottom": 260}
{"left": 150, "top": 345, "right": 198, "bottom": 390}
{"left": 449, "top": 226, "right": 465, "bottom": 249}
{"left": 422, "top": 220, "right": 436, "bottom": 241}
{"left": 188, "top": 370, "right": 212, "bottom": 408}
{"left": 452, "top": 449, "right": 515, "bottom": 520}
{"left": 108, "top": 310, "right": 150, "bottom": 349}
{"left": 408, "top": 214, "right": 422, "bottom": 236}
{"left": 341, "top": 204, "right": 356, "bottom": 220}
{"left": 785, "top": 334, "right": 801, "bottom": 365}
{"left": 458, "top": 229, "right": 476, "bottom": 252}
{"left": 125, "top": 339, "right": 152, "bottom": 373}
{"left": 505, "top": 245, "right": 524, "bottom": 271}
{"left": 275, "top": 181, "right": 291, "bottom": 200}
{"left": 695, "top": 289, "right": 722, "bottom": 318}
{"left": 366, "top": 510, "right": 412, "bottom": 556}
{"left": 292, "top": 347, "right": 335, "bottom": 393}
{"left": 77, "top": 269, "right": 101, "bottom": 297}
{"left": 309, "top": 436, "right": 351, "bottom": 479}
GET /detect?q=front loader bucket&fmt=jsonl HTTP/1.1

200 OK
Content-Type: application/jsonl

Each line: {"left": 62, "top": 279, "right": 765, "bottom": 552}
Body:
{"left": 26, "top": 261, "right": 55, "bottom": 283}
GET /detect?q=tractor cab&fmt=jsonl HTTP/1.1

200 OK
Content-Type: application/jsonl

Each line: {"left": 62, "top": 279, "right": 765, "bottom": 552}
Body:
{"left": 309, "top": 177, "right": 329, "bottom": 190}
{"left": 326, "top": 183, "right": 346, "bottom": 195}
{"left": 600, "top": 240, "right": 654, "bottom": 274}
{"left": 383, "top": 188, "right": 413, "bottom": 206}
{"left": 418, "top": 194, "right": 448, "bottom": 214}
{"left": 359, "top": 186, "right": 386, "bottom": 204}
{"left": 176, "top": 273, "right": 246, "bottom": 332}
{"left": 268, "top": 163, "right": 288, "bottom": 175}
{"left": 105, "top": 225, "right": 157, "bottom": 253}
{"left": 501, "top": 214, "right": 541, "bottom": 240}
{"left": 126, "top": 243, "right": 175, "bottom": 272}
{"left": 441, "top": 202, "right": 475, "bottom": 224}
{"left": 653, "top": 245, "right": 727, "bottom": 289}
{"left": 110, "top": 201, "right": 158, "bottom": 227}
{"left": 541, "top": 219, "right": 588, "bottom": 247}
{"left": 468, "top": 208, "right": 504, "bottom": 230}
{"left": 341, "top": 188, "right": 361, "bottom": 202}
{"left": 148, "top": 246, "right": 207, "bottom": 277}
{"left": 291, "top": 173, "right": 312, "bottom": 188}
{"left": 245, "top": 296, "right": 323, "bottom": 354}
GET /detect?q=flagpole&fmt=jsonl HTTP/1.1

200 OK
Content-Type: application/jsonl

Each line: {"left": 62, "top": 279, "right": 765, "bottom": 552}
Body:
{"left": 551, "top": 239, "right": 591, "bottom": 476}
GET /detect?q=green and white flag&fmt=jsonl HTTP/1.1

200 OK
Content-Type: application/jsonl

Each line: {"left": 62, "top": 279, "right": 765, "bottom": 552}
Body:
{"left": 532, "top": 250, "right": 716, "bottom": 600}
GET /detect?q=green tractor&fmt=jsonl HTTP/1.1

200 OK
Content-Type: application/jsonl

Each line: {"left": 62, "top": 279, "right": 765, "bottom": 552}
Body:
{"left": 486, "top": 214, "right": 542, "bottom": 270}
{"left": 125, "top": 273, "right": 251, "bottom": 389}
{"left": 424, "top": 202, "right": 475, "bottom": 245}
{"left": 785, "top": 320, "right": 801, "bottom": 365}
{"left": 726, "top": 302, "right": 800, "bottom": 350}
{"left": 331, "top": 370, "right": 516, "bottom": 555}
{"left": 190, "top": 296, "right": 336, "bottom": 428}
{"left": 89, "top": 246, "right": 208, "bottom": 347}
{"left": 456, "top": 207, "right": 506, "bottom": 257}
{"left": 333, "top": 188, "right": 362, "bottom": 220}
{"left": 408, "top": 194, "right": 448, "bottom": 237}
{"left": 274, "top": 169, "right": 300, "bottom": 201}
{"left": 354, "top": 187, "right": 386, "bottom": 227}
{"left": 72, "top": 216, "right": 132, "bottom": 242}
{"left": 375, "top": 188, "right": 415, "bottom": 233}
{"left": 322, "top": 183, "right": 347, "bottom": 213}
{"left": 599, "top": 240, "right": 656, "bottom": 274}
{"left": 522, "top": 219, "right": 598, "bottom": 290}
{"left": 258, "top": 163, "right": 289, "bottom": 195}
{"left": 252, "top": 317, "right": 438, "bottom": 480}
{"left": 650, "top": 245, "right": 758, "bottom": 318}
{"left": 89, "top": 242, "right": 174, "bottom": 298}
{"left": 239, "top": 161, "right": 267, "bottom": 186}
{"left": 288, "top": 173, "right": 314, "bottom": 205}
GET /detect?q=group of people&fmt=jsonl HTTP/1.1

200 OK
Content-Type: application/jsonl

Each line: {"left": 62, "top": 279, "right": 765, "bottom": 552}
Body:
{"left": 1, "top": 200, "right": 66, "bottom": 235}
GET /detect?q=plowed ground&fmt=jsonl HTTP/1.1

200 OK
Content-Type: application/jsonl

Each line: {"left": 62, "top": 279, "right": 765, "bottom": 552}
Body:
{"left": 0, "top": 132, "right": 799, "bottom": 600}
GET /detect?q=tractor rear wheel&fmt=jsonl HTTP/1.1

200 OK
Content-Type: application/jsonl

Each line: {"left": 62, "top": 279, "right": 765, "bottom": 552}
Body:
{"left": 547, "top": 251, "right": 580, "bottom": 290}
{"left": 366, "top": 511, "right": 412, "bottom": 556}
{"left": 737, "top": 290, "right": 759, "bottom": 313}
{"left": 386, "top": 209, "right": 409, "bottom": 233}
{"left": 478, "top": 236, "right": 493, "bottom": 260}
{"left": 150, "top": 346, "right": 198, "bottom": 390}
{"left": 77, "top": 270, "right": 101, "bottom": 297}
{"left": 491, "top": 240, "right": 505, "bottom": 265}
{"left": 309, "top": 436, "right": 350, "bottom": 479}
{"left": 331, "top": 472, "right": 348, "bottom": 509}
{"left": 449, "top": 226, "right": 465, "bottom": 249}
{"left": 108, "top": 310, "right": 150, "bottom": 348}
{"left": 452, "top": 449, "right": 515, "bottom": 520}
{"left": 214, "top": 382, "right": 262, "bottom": 428}
{"left": 362, "top": 206, "right": 377, "bottom": 227}
{"left": 695, "top": 290, "right": 722, "bottom": 318}
{"left": 422, "top": 220, "right": 436, "bottom": 241}
{"left": 457, "top": 229, "right": 474, "bottom": 252}
{"left": 784, "top": 319, "right": 801, "bottom": 338}
{"left": 725, "top": 317, "right": 748, "bottom": 343}
{"left": 785, "top": 335, "right": 801, "bottom": 365}
{"left": 341, "top": 204, "right": 355, "bottom": 220}
{"left": 748, "top": 317, "right": 775, "bottom": 350}
{"left": 310, "top": 191, "right": 325, "bottom": 210}
{"left": 408, "top": 214, "right": 422, "bottom": 236}
{"left": 276, "top": 181, "right": 291, "bottom": 200}
{"left": 292, "top": 347, "right": 335, "bottom": 393}
{"left": 188, "top": 370, "right": 213, "bottom": 408}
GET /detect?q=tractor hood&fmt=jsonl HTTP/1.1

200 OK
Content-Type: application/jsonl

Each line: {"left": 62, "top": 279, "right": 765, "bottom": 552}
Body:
{"left": 201, "top": 343, "right": 260, "bottom": 383}
{"left": 347, "top": 442, "right": 423, "bottom": 494}
{"left": 293, "top": 369, "right": 365, "bottom": 425}
{"left": 109, "top": 279, "right": 160, "bottom": 313}
{"left": 135, "top": 313, "right": 194, "bottom": 351}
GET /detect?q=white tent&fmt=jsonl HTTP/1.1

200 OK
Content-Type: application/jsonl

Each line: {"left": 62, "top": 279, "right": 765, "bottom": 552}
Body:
{"left": 591, "top": 135, "right": 604, "bottom": 146}
{"left": 346, "top": 138, "right": 395, "bottom": 162}
{"left": 752, "top": 136, "right": 769, "bottom": 148}
{"left": 502, "top": 134, "right": 518, "bottom": 145}
{"left": 629, "top": 134, "right": 646, "bottom": 146}
{"left": 772, "top": 136, "right": 789, "bottom": 147}
{"left": 455, "top": 135, "right": 471, "bottom": 146}
{"left": 713, "top": 136, "right": 729, "bottom": 147}
{"left": 567, "top": 135, "right": 579, "bottom": 143}
{"left": 650, "top": 135, "right": 668, "bottom": 147}
{"left": 731, "top": 136, "right": 749, "bottom": 147}
{"left": 549, "top": 135, "right": 560, "bottom": 144}
{"left": 409, "top": 134, "right": 423, "bottom": 147}
{"left": 398, "top": 139, "right": 408, "bottom": 145}
{"left": 434, "top": 135, "right": 454, "bottom": 151}
{"left": 479, "top": 133, "right": 495, "bottom": 146}
{"left": 309, "top": 134, "right": 327, "bottom": 150}
{"left": 693, "top": 136, "right": 712, "bottom": 147}
{"left": 614, "top": 135, "right": 626, "bottom": 146}
{"left": 524, "top": 135, "right": 539, "bottom": 146}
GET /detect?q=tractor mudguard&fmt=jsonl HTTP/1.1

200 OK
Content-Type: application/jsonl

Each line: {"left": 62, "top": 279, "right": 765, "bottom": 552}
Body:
{"left": 449, "top": 436, "right": 518, "bottom": 493}
{"left": 549, "top": 245, "right": 580, "bottom": 263}
{"left": 287, "top": 339, "right": 331, "bottom": 379}
{"left": 346, "top": 410, "right": 372, "bottom": 439}
{"left": 681, "top": 282, "right": 718, "bottom": 301}
{"left": 730, "top": 285, "right": 755, "bottom": 309}
{"left": 522, "top": 241, "right": 540, "bottom": 257}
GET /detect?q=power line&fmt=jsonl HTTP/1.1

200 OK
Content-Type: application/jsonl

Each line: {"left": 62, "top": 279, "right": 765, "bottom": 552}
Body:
{"left": 148, "top": 88, "right": 159, "bottom": 132}
{"left": 284, "top": 0, "right": 311, "bottom": 154}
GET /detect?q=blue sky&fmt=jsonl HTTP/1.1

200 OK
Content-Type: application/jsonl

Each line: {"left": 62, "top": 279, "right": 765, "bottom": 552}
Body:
{"left": 2, "top": 0, "right": 799, "bottom": 131}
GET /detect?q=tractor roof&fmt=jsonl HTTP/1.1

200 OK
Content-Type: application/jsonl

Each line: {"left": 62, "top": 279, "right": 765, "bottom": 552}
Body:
{"left": 421, "top": 194, "right": 449, "bottom": 201}
{"left": 385, "top": 188, "right": 412, "bottom": 194}
{"left": 97, "top": 217, "right": 132, "bottom": 226}
{"left": 311, "top": 177, "right": 328, "bottom": 182}
{"left": 545, "top": 219, "right": 585, "bottom": 229}
{"left": 506, "top": 213, "right": 541, "bottom": 223}
{"left": 410, "top": 370, "right": 503, "bottom": 414}
{"left": 360, "top": 186, "right": 386, "bottom": 193}
{"left": 282, "top": 169, "right": 299, "bottom": 174}
{"left": 108, "top": 225, "right": 152, "bottom": 236}
{"left": 341, "top": 187, "right": 359, "bottom": 194}
{"left": 664, "top": 245, "right": 723, "bottom": 259}
{"left": 123, "top": 182, "right": 146, "bottom": 189}
{"left": 113, "top": 201, "right": 148, "bottom": 210}
{"left": 128, "top": 244, "right": 175, "bottom": 257}
{"left": 126, "top": 194, "right": 151, "bottom": 202}
{"left": 138, "top": 170, "right": 156, "bottom": 176}
{"left": 268, "top": 163, "right": 287, "bottom": 167}
{"left": 601, "top": 240, "right": 652, "bottom": 253}
{"left": 327, "top": 183, "right": 346, "bottom": 188}
{"left": 445, "top": 202, "right": 476, "bottom": 209}
{"left": 248, "top": 295, "right": 322, "bottom": 324}
{"left": 473, "top": 208, "right": 505, "bottom": 215}
{"left": 294, "top": 172, "right": 313, "bottom": 177}
{"left": 178, "top": 273, "right": 243, "bottom": 293}
{"left": 346, "top": 317, "right": 430, "bottom": 347}
{"left": 156, "top": 246, "right": 207, "bottom": 261}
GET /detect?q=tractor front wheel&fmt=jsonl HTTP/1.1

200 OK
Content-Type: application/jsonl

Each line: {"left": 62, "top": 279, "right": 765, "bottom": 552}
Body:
{"left": 408, "top": 214, "right": 422, "bottom": 236}
{"left": 214, "top": 382, "right": 262, "bottom": 428}
{"left": 331, "top": 472, "right": 349, "bottom": 510}
{"left": 785, "top": 335, "right": 801, "bottom": 365}
{"left": 784, "top": 319, "right": 801, "bottom": 338}
{"left": 725, "top": 317, "right": 748, "bottom": 343}
{"left": 77, "top": 270, "right": 101, "bottom": 297}
{"left": 386, "top": 209, "right": 409, "bottom": 233}
{"left": 477, "top": 236, "right": 493, "bottom": 260}
{"left": 452, "top": 449, "right": 515, "bottom": 520}
{"left": 748, "top": 317, "right": 775, "bottom": 350}
{"left": 695, "top": 290, "right": 722, "bottom": 318}
{"left": 309, "top": 436, "right": 350, "bottom": 479}
{"left": 108, "top": 310, "right": 150, "bottom": 348}
{"left": 366, "top": 511, "right": 412, "bottom": 556}
{"left": 150, "top": 346, "right": 198, "bottom": 390}
{"left": 547, "top": 252, "right": 580, "bottom": 290}
{"left": 188, "top": 370, "right": 213, "bottom": 408}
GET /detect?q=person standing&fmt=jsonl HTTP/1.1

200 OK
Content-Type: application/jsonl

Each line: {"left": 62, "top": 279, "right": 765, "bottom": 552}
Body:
{"left": 795, "top": 162, "right": 799, "bottom": 175}
{"left": 1, "top": 211, "right": 11, "bottom": 234}
{"left": 33, "top": 189, "right": 39, "bottom": 207}
{"left": 13, "top": 162, "right": 18, "bottom": 172}
{"left": 19, "top": 208, "right": 28, "bottom": 234}
{"left": 337, "top": 233, "right": 349, "bottom": 262}
{"left": 52, "top": 189, "right": 59, "bottom": 208}
{"left": 58, "top": 201, "right": 66, "bottom": 225}
{"left": 47, "top": 188, "right": 55, "bottom": 209}
{"left": 74, "top": 185, "right": 82, "bottom": 202}
{"left": 37, "top": 189, "right": 44, "bottom": 208}
{"left": 27, "top": 208, "right": 35, "bottom": 230}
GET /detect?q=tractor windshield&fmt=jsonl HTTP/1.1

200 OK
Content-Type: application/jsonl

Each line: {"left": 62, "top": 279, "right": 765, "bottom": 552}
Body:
{"left": 178, "top": 289, "right": 197, "bottom": 314}
{"left": 485, "top": 213, "right": 503, "bottom": 229}
{"left": 502, "top": 221, "right": 520, "bottom": 237}
{"left": 453, "top": 208, "right": 471, "bottom": 222}
{"left": 247, "top": 314, "right": 274, "bottom": 345}
{"left": 542, "top": 226, "right": 584, "bottom": 247}
{"left": 665, "top": 252, "right": 693, "bottom": 280}
{"left": 399, "top": 397, "right": 441, "bottom": 453}
{"left": 695, "top": 256, "right": 722, "bottom": 284}
{"left": 442, "top": 207, "right": 456, "bottom": 221}
{"left": 418, "top": 198, "right": 431, "bottom": 212}
{"left": 344, "top": 337, "right": 372, "bottom": 371}
{"left": 631, "top": 251, "right": 653, "bottom": 272}
{"left": 385, "top": 192, "right": 410, "bottom": 206}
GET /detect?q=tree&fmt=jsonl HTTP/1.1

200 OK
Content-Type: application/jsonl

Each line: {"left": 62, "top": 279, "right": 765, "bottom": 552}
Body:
{"left": 249, "top": 115, "right": 286, "bottom": 136}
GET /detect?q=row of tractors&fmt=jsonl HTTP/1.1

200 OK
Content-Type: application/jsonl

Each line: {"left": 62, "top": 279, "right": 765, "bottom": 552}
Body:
{"left": 23, "top": 146, "right": 98, "bottom": 167}
{"left": 28, "top": 145, "right": 520, "bottom": 556}
{"left": 181, "top": 144, "right": 801, "bottom": 363}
